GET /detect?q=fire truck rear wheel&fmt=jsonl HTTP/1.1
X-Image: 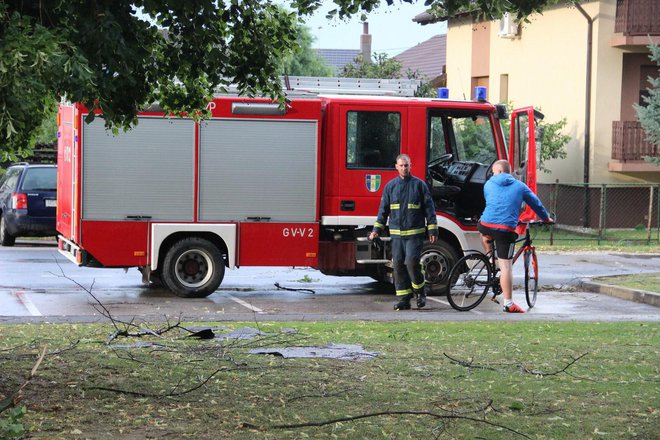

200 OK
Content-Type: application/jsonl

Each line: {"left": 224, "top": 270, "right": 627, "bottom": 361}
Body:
{"left": 162, "top": 237, "right": 225, "bottom": 298}
{"left": 420, "top": 240, "right": 459, "bottom": 296}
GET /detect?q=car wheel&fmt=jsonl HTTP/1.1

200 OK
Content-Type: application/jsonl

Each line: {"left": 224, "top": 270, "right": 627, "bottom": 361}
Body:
{"left": 0, "top": 215, "right": 16, "bottom": 247}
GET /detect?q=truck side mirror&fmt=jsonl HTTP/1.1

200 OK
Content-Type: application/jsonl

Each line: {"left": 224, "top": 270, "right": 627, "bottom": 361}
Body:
{"left": 495, "top": 104, "right": 508, "bottom": 120}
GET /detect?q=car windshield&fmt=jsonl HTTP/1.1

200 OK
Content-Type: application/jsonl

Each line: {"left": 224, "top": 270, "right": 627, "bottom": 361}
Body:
{"left": 21, "top": 168, "right": 57, "bottom": 191}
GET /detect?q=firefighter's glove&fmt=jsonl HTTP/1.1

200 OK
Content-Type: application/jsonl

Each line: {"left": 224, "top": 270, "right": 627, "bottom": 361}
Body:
{"left": 371, "top": 236, "right": 383, "bottom": 253}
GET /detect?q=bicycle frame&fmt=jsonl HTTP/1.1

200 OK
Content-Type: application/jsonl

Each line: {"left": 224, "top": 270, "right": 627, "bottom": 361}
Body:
{"left": 447, "top": 221, "right": 543, "bottom": 311}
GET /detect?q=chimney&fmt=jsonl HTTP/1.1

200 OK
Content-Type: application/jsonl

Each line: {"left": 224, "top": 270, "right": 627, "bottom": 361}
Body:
{"left": 360, "top": 22, "right": 372, "bottom": 64}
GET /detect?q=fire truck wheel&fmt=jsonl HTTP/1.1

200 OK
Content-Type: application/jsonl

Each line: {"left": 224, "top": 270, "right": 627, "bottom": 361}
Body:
{"left": 420, "top": 240, "right": 459, "bottom": 295}
{"left": 162, "top": 237, "right": 225, "bottom": 298}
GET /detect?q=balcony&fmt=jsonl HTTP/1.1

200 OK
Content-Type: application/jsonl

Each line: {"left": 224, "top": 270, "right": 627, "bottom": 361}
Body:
{"left": 610, "top": 121, "right": 659, "bottom": 173}
{"left": 612, "top": 0, "right": 660, "bottom": 48}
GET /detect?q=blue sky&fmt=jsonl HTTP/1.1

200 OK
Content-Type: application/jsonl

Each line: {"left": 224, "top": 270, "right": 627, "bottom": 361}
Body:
{"left": 299, "top": 1, "right": 447, "bottom": 56}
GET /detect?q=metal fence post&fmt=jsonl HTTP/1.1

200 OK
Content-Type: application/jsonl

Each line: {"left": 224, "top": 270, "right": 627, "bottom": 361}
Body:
{"left": 657, "top": 185, "right": 660, "bottom": 243}
{"left": 598, "top": 184, "right": 607, "bottom": 244}
{"left": 647, "top": 185, "right": 655, "bottom": 244}
{"left": 551, "top": 179, "right": 559, "bottom": 246}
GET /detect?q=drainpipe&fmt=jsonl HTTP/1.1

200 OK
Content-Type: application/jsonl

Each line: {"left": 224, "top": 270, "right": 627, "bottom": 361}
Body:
{"left": 575, "top": 2, "right": 593, "bottom": 228}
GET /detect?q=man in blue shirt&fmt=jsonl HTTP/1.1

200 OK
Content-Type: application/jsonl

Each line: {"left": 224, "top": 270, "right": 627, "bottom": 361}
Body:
{"left": 479, "top": 160, "right": 552, "bottom": 313}
{"left": 369, "top": 154, "right": 438, "bottom": 310}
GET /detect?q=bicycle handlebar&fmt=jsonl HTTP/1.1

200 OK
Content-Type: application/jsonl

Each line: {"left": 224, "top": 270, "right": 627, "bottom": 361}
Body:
{"left": 518, "top": 212, "right": 557, "bottom": 226}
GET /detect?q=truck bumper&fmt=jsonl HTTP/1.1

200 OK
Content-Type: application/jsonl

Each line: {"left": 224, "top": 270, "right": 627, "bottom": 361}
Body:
{"left": 57, "top": 236, "right": 88, "bottom": 266}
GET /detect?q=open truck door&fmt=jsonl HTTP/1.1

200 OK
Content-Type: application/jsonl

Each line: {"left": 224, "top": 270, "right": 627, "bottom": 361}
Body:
{"left": 509, "top": 107, "right": 544, "bottom": 226}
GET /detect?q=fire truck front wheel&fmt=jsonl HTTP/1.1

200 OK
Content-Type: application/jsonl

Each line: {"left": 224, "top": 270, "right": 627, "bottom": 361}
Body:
{"left": 420, "top": 240, "right": 459, "bottom": 295}
{"left": 162, "top": 237, "right": 225, "bottom": 298}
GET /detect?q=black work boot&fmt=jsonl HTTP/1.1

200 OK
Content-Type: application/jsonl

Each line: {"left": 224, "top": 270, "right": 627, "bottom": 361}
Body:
{"left": 393, "top": 294, "right": 413, "bottom": 310}
{"left": 416, "top": 288, "right": 427, "bottom": 309}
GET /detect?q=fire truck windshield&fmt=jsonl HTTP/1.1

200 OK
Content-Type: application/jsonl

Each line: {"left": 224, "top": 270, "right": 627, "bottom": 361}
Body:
{"left": 429, "top": 112, "right": 498, "bottom": 165}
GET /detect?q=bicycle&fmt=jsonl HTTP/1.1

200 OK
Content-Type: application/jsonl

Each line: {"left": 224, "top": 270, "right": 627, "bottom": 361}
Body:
{"left": 446, "top": 219, "right": 551, "bottom": 312}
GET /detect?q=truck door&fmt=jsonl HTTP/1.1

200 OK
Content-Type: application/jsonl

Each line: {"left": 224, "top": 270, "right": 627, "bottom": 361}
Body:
{"left": 509, "top": 107, "right": 544, "bottom": 222}
{"left": 336, "top": 105, "right": 407, "bottom": 218}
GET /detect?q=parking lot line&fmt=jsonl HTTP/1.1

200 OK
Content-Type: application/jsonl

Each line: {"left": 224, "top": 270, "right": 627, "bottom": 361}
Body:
{"left": 13, "top": 291, "right": 42, "bottom": 316}
{"left": 224, "top": 293, "right": 265, "bottom": 314}
{"left": 427, "top": 296, "right": 483, "bottom": 314}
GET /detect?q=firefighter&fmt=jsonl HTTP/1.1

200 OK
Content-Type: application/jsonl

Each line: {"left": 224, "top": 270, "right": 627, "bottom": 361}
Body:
{"left": 369, "top": 154, "right": 438, "bottom": 310}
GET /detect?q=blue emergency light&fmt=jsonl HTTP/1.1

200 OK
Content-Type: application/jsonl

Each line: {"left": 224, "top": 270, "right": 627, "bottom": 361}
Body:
{"left": 474, "top": 86, "right": 487, "bottom": 101}
{"left": 437, "top": 87, "right": 449, "bottom": 99}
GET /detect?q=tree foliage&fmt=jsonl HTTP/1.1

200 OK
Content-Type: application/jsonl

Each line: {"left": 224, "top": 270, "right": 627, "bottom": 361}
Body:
{"left": 339, "top": 52, "right": 438, "bottom": 98}
{"left": 278, "top": 23, "right": 334, "bottom": 77}
{"left": 634, "top": 44, "right": 660, "bottom": 166}
{"left": 0, "top": 0, "right": 561, "bottom": 160}
{"left": 340, "top": 52, "right": 404, "bottom": 79}
{"left": 499, "top": 104, "right": 570, "bottom": 173}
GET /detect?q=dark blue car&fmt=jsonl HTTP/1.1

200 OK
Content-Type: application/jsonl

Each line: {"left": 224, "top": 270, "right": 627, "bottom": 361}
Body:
{"left": 0, "top": 163, "right": 57, "bottom": 246}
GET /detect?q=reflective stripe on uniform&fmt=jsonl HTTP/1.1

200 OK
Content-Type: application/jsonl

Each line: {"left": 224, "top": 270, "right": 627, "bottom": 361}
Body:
{"left": 411, "top": 280, "right": 425, "bottom": 290}
{"left": 390, "top": 203, "right": 400, "bottom": 209}
{"left": 407, "top": 203, "right": 420, "bottom": 209}
{"left": 374, "top": 221, "right": 385, "bottom": 229}
{"left": 396, "top": 288, "right": 413, "bottom": 296}
{"left": 390, "top": 227, "right": 426, "bottom": 236}
{"left": 427, "top": 224, "right": 438, "bottom": 231}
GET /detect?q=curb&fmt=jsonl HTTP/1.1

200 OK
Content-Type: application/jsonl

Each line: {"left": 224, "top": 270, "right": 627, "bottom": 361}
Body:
{"left": 580, "top": 279, "right": 660, "bottom": 307}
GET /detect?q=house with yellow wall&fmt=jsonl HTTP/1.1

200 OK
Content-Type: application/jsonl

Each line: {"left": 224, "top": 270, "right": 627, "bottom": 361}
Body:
{"left": 416, "top": 0, "right": 659, "bottom": 185}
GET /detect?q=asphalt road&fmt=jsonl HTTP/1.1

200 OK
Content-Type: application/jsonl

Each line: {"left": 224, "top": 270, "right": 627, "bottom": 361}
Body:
{"left": 0, "top": 240, "right": 658, "bottom": 323}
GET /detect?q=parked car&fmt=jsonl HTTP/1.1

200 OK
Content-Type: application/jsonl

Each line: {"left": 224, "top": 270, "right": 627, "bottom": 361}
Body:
{"left": 0, "top": 163, "right": 57, "bottom": 246}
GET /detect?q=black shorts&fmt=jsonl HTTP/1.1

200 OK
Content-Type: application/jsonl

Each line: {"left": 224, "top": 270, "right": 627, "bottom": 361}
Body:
{"left": 478, "top": 223, "right": 517, "bottom": 259}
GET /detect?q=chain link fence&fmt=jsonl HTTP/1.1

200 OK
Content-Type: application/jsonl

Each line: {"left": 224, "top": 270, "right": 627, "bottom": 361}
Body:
{"left": 536, "top": 182, "right": 660, "bottom": 245}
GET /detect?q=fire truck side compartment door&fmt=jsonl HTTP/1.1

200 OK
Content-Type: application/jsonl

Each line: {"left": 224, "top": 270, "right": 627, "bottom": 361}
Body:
{"left": 238, "top": 223, "right": 319, "bottom": 267}
{"left": 81, "top": 117, "right": 195, "bottom": 221}
{"left": 198, "top": 119, "right": 318, "bottom": 222}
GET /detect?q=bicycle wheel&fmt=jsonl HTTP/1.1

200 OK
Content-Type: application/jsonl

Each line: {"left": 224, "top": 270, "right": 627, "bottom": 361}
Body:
{"left": 524, "top": 249, "right": 538, "bottom": 308}
{"left": 447, "top": 253, "right": 492, "bottom": 311}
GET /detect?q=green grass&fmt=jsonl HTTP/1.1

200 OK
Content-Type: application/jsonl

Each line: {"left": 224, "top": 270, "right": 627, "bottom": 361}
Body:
{"left": 530, "top": 226, "right": 660, "bottom": 252}
{"left": 1, "top": 321, "right": 658, "bottom": 439}
{"left": 595, "top": 273, "right": 660, "bottom": 293}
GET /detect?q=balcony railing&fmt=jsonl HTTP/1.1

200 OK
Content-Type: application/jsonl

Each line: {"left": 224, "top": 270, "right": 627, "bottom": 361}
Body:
{"left": 612, "top": 121, "right": 658, "bottom": 161}
{"left": 615, "top": 0, "right": 660, "bottom": 36}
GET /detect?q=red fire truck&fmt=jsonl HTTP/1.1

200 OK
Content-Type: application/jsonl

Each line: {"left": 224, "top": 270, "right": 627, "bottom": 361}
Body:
{"left": 56, "top": 78, "right": 543, "bottom": 298}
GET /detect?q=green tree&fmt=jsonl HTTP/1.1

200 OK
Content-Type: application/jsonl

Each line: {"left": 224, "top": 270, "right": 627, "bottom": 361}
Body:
{"left": 278, "top": 24, "right": 334, "bottom": 77}
{"left": 340, "top": 52, "right": 438, "bottom": 98}
{"left": 634, "top": 44, "right": 660, "bottom": 166}
{"left": 0, "top": 0, "right": 562, "bottom": 160}
{"left": 536, "top": 117, "right": 570, "bottom": 172}
{"left": 499, "top": 104, "right": 570, "bottom": 173}
{"left": 340, "top": 52, "right": 404, "bottom": 79}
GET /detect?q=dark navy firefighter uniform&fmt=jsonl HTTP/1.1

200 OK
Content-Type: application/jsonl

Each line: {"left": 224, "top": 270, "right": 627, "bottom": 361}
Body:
{"left": 372, "top": 174, "right": 438, "bottom": 299}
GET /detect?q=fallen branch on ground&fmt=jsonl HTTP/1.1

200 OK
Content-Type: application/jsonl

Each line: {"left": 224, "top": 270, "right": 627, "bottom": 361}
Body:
{"left": 51, "top": 263, "right": 187, "bottom": 343}
{"left": 249, "top": 409, "right": 530, "bottom": 438}
{"left": 0, "top": 345, "right": 47, "bottom": 414}
{"left": 274, "top": 282, "right": 315, "bottom": 294}
{"left": 443, "top": 352, "right": 589, "bottom": 377}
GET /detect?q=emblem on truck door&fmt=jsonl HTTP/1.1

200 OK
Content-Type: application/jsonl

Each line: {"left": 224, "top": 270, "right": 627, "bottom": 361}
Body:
{"left": 365, "top": 174, "right": 381, "bottom": 192}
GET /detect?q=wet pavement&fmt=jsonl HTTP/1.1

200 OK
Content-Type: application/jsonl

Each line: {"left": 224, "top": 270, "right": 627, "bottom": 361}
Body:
{"left": 0, "top": 242, "right": 658, "bottom": 323}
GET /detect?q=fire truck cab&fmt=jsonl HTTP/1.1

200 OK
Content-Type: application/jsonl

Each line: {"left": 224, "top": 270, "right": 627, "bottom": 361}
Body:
{"left": 56, "top": 78, "right": 543, "bottom": 298}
